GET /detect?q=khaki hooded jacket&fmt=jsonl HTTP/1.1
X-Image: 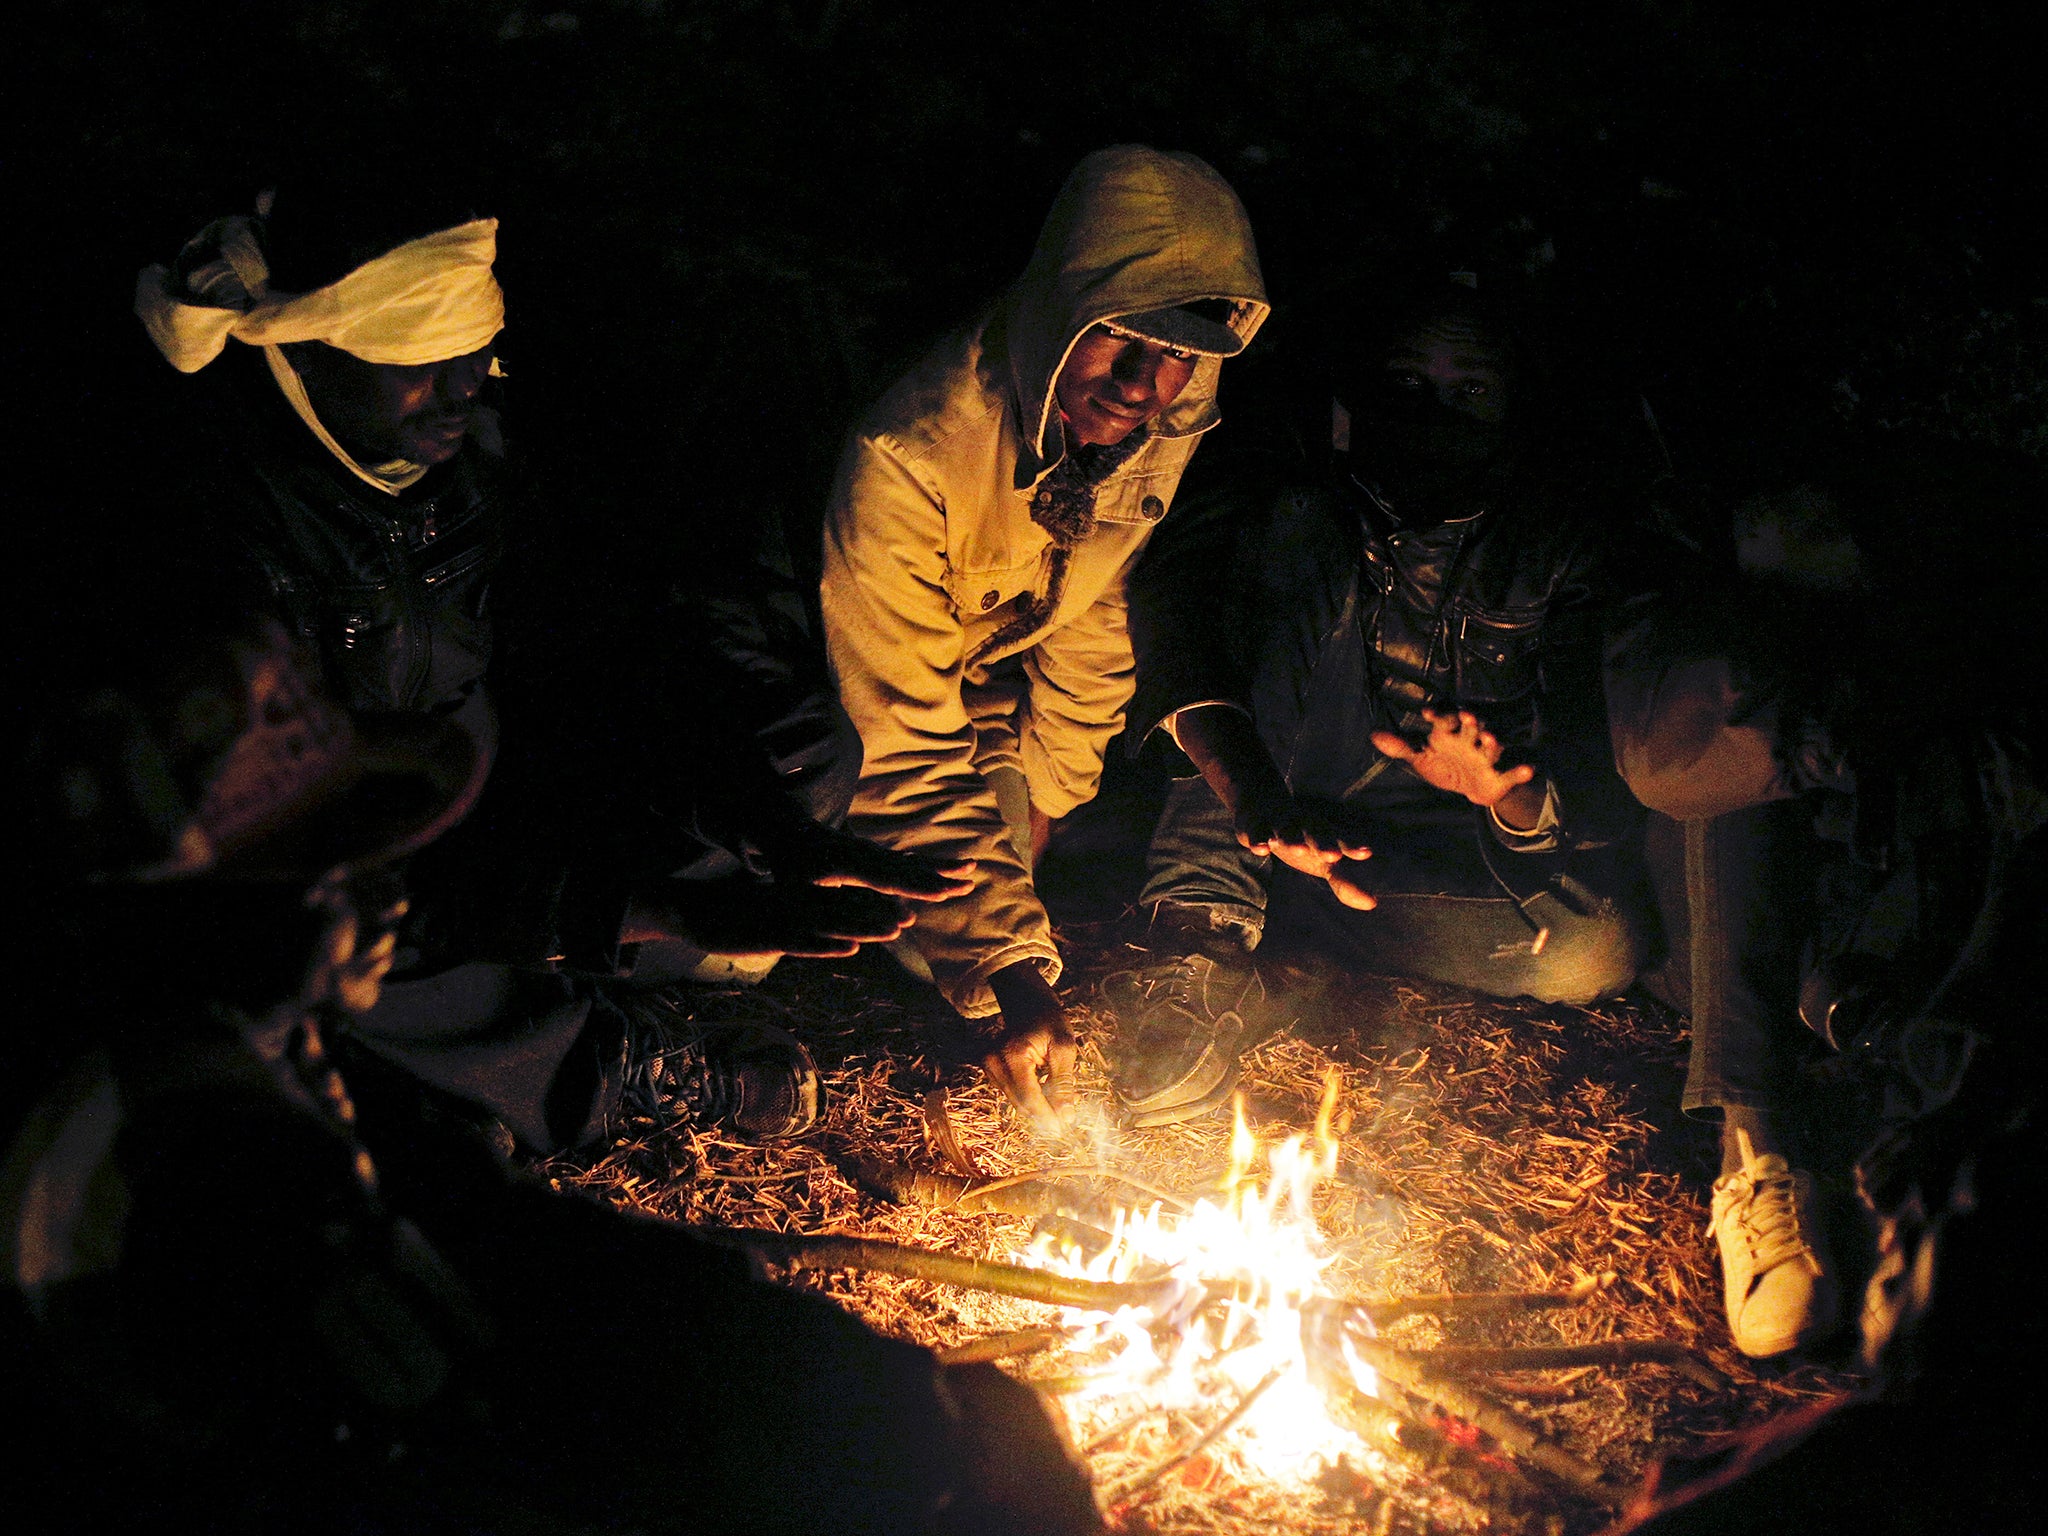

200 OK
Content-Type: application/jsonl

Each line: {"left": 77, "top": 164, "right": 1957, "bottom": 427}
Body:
{"left": 822, "top": 146, "right": 1268, "bottom": 1015}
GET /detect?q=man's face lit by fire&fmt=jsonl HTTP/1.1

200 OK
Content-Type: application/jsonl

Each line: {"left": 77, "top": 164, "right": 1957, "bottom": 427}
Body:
{"left": 1054, "top": 323, "right": 1200, "bottom": 447}
{"left": 284, "top": 341, "right": 497, "bottom": 466}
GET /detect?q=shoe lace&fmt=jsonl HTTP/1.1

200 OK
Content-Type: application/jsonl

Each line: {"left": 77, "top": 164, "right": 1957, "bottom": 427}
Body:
{"left": 618, "top": 1007, "right": 715, "bottom": 1124}
{"left": 1711, "top": 1131, "right": 1822, "bottom": 1277}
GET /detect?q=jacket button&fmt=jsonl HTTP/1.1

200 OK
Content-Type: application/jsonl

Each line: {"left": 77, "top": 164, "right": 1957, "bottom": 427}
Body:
{"left": 980, "top": 590, "right": 1000, "bottom": 610}
{"left": 1035, "top": 490, "right": 1053, "bottom": 507}
{"left": 1141, "top": 495, "right": 1166, "bottom": 521}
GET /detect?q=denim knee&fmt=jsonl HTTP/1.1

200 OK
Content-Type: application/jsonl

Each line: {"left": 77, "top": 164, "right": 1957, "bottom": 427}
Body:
{"left": 1521, "top": 904, "right": 1649, "bottom": 1005}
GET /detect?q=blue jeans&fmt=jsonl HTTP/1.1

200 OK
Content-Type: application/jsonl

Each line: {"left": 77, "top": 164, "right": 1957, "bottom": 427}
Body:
{"left": 1141, "top": 771, "right": 1647, "bottom": 1006}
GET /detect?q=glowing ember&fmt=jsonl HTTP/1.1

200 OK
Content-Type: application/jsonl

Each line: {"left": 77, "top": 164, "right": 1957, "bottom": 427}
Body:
{"left": 1024, "top": 1073, "right": 1380, "bottom": 1486}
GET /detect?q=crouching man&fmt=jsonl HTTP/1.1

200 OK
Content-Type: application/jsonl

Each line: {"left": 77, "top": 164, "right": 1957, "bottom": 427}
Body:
{"left": 11, "top": 612, "right": 1100, "bottom": 1536}
{"left": 1112, "top": 276, "right": 1654, "bottom": 1126}
{"left": 123, "top": 171, "right": 965, "bottom": 1155}
{"left": 823, "top": 145, "right": 1268, "bottom": 1134}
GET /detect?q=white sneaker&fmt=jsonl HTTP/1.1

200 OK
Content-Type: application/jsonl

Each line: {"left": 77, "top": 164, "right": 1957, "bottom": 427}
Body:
{"left": 1708, "top": 1128, "right": 1840, "bottom": 1357}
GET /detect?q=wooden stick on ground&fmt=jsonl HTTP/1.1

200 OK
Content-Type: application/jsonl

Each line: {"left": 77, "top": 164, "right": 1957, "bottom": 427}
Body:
{"left": 691, "top": 1227, "right": 1180, "bottom": 1313}
{"left": 935, "top": 1326, "right": 1072, "bottom": 1367}
{"left": 1412, "top": 1339, "right": 1726, "bottom": 1390}
{"left": 1343, "top": 1334, "right": 1621, "bottom": 1507}
{"left": 1358, "top": 1275, "right": 1611, "bottom": 1326}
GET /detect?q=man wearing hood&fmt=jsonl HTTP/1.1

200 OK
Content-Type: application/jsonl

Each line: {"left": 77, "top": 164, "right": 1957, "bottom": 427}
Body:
{"left": 822, "top": 146, "right": 1268, "bottom": 1132}
{"left": 1110, "top": 276, "right": 1654, "bottom": 1127}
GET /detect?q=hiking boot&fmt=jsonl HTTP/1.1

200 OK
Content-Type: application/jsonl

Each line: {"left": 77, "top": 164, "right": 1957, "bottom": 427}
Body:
{"left": 1101, "top": 951, "right": 1268, "bottom": 1128}
{"left": 1708, "top": 1128, "right": 1840, "bottom": 1357}
{"left": 619, "top": 997, "right": 822, "bottom": 1140}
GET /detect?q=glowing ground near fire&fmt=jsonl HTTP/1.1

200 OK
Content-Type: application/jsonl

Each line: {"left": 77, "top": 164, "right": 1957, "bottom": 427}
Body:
{"left": 543, "top": 935, "right": 1857, "bottom": 1533}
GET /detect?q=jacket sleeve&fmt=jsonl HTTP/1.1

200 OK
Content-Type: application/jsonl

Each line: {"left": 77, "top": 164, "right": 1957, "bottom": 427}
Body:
{"left": 1125, "top": 473, "right": 1258, "bottom": 769}
{"left": 1514, "top": 520, "right": 1645, "bottom": 850}
{"left": 821, "top": 436, "right": 1058, "bottom": 1017}
{"left": 1018, "top": 549, "right": 1139, "bottom": 818}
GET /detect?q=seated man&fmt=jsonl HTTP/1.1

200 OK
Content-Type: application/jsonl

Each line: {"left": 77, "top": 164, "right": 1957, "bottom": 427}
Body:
{"left": 1605, "top": 439, "right": 2044, "bottom": 1357}
{"left": 1114, "top": 276, "right": 1653, "bottom": 1126}
{"left": 121, "top": 170, "right": 964, "bottom": 1155}
{"left": 12, "top": 612, "right": 1098, "bottom": 1536}
{"left": 821, "top": 145, "right": 1269, "bottom": 1134}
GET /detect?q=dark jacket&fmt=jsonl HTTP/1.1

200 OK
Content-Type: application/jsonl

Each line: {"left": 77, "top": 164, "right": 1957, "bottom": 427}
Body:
{"left": 138, "top": 354, "right": 508, "bottom": 724}
{"left": 108, "top": 354, "right": 858, "bottom": 974}
{"left": 1130, "top": 429, "right": 1638, "bottom": 848}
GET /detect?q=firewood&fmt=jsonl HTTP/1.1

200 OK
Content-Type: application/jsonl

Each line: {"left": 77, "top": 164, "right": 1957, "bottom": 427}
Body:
{"left": 1412, "top": 1339, "right": 1725, "bottom": 1389}
{"left": 691, "top": 1226, "right": 1181, "bottom": 1313}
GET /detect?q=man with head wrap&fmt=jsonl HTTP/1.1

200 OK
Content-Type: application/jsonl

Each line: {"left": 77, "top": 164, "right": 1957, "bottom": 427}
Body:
{"left": 821, "top": 145, "right": 1269, "bottom": 1135}
{"left": 1110, "top": 275, "right": 1655, "bottom": 1126}
{"left": 121, "top": 176, "right": 966, "bottom": 1158}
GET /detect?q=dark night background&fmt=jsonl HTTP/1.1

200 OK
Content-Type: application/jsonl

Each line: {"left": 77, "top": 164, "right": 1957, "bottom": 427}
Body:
{"left": 16, "top": 0, "right": 2042, "bottom": 559}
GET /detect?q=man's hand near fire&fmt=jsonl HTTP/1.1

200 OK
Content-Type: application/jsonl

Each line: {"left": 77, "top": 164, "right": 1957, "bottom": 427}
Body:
{"left": 1371, "top": 708, "right": 1547, "bottom": 829}
{"left": 622, "top": 825, "right": 972, "bottom": 958}
{"left": 1173, "top": 704, "right": 1377, "bottom": 910}
{"left": 983, "top": 960, "right": 1080, "bottom": 1137}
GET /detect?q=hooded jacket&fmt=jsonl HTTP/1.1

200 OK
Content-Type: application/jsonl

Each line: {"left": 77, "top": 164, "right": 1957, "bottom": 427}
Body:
{"left": 822, "top": 146, "right": 1267, "bottom": 1014}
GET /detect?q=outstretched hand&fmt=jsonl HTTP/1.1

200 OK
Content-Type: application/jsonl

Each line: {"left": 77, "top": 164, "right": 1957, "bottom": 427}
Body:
{"left": 626, "top": 822, "right": 976, "bottom": 959}
{"left": 764, "top": 821, "right": 976, "bottom": 903}
{"left": 1234, "top": 786, "right": 1377, "bottom": 911}
{"left": 627, "top": 874, "right": 923, "bottom": 959}
{"left": 1372, "top": 708, "right": 1536, "bottom": 808}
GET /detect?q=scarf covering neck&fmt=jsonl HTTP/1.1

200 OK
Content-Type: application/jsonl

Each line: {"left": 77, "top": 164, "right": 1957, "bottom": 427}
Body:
{"left": 971, "top": 423, "right": 1151, "bottom": 663}
{"left": 1029, "top": 424, "right": 1151, "bottom": 547}
{"left": 135, "top": 214, "right": 505, "bottom": 496}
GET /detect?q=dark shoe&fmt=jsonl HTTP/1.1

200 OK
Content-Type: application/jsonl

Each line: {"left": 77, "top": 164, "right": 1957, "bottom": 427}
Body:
{"left": 1101, "top": 952, "right": 1267, "bottom": 1128}
{"left": 619, "top": 995, "right": 822, "bottom": 1140}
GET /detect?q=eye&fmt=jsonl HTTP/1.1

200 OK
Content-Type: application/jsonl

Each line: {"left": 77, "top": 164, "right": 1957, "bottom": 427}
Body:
{"left": 1461, "top": 380, "right": 1489, "bottom": 397}
{"left": 1388, "top": 370, "right": 1425, "bottom": 390}
{"left": 1164, "top": 346, "right": 1196, "bottom": 364}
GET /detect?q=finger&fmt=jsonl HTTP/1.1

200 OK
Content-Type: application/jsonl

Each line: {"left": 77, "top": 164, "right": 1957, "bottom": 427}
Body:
{"left": 1370, "top": 730, "right": 1416, "bottom": 760}
{"left": 1326, "top": 865, "right": 1378, "bottom": 910}
{"left": 1476, "top": 729, "right": 1502, "bottom": 764}
{"left": 809, "top": 843, "right": 976, "bottom": 900}
{"left": 1338, "top": 840, "right": 1373, "bottom": 860}
{"left": 989, "top": 1046, "right": 1064, "bottom": 1136}
{"left": 1272, "top": 842, "right": 1342, "bottom": 879}
{"left": 1505, "top": 762, "right": 1537, "bottom": 786}
{"left": 772, "top": 937, "right": 860, "bottom": 958}
{"left": 1043, "top": 1030, "right": 1079, "bottom": 1123}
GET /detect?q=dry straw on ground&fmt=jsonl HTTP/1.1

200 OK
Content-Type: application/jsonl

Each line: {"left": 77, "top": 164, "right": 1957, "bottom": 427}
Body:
{"left": 540, "top": 923, "right": 1856, "bottom": 1534}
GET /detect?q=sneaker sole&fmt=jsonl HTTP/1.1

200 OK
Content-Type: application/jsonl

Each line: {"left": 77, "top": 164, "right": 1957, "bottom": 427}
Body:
{"left": 1119, "top": 1059, "right": 1247, "bottom": 1129}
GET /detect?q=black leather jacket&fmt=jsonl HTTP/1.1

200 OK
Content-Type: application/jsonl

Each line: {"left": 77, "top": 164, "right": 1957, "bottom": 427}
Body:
{"left": 1130, "top": 436, "right": 1634, "bottom": 844}
{"left": 161, "top": 360, "right": 506, "bottom": 722}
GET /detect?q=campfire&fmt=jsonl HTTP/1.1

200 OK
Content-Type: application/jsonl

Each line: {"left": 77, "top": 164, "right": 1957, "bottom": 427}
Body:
{"left": 549, "top": 949, "right": 1857, "bottom": 1533}
{"left": 1023, "top": 1076, "right": 1381, "bottom": 1500}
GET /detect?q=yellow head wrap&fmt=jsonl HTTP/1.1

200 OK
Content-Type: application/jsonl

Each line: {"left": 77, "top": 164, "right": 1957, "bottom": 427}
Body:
{"left": 135, "top": 212, "right": 505, "bottom": 495}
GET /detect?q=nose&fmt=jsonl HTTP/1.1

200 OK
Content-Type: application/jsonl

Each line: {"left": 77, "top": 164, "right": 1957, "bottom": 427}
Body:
{"left": 1106, "top": 340, "right": 1163, "bottom": 402}
{"left": 438, "top": 355, "right": 491, "bottom": 407}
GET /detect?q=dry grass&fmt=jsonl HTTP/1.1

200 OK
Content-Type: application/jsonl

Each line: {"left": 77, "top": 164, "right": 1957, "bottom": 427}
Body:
{"left": 538, "top": 921, "right": 1858, "bottom": 1533}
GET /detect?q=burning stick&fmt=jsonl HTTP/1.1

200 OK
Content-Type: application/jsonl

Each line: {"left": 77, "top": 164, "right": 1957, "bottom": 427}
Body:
{"left": 1102, "top": 1364, "right": 1289, "bottom": 1505}
{"left": 692, "top": 1227, "right": 1182, "bottom": 1313}
{"left": 1341, "top": 1332, "right": 1621, "bottom": 1507}
{"left": 1408, "top": 1339, "right": 1725, "bottom": 1390}
{"left": 1357, "top": 1275, "right": 1611, "bottom": 1326}
{"left": 1304, "top": 1300, "right": 1619, "bottom": 1506}
{"left": 851, "top": 1157, "right": 1189, "bottom": 1218}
